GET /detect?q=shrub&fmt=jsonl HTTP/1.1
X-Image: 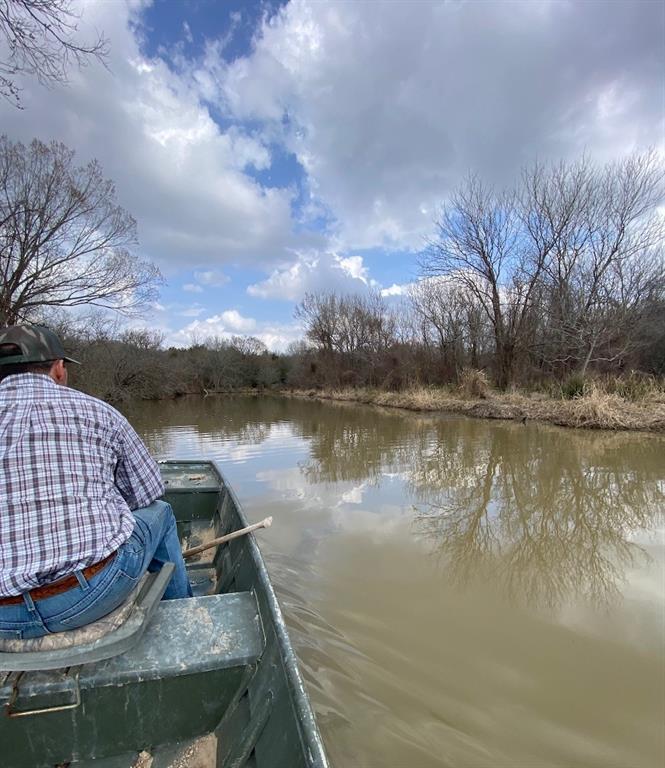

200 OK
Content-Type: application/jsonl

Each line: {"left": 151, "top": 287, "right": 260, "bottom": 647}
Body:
{"left": 559, "top": 374, "right": 588, "bottom": 400}
{"left": 602, "top": 372, "right": 662, "bottom": 402}
{"left": 458, "top": 368, "right": 490, "bottom": 399}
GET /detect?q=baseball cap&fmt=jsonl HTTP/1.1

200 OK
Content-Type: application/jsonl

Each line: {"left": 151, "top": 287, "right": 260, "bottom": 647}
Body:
{"left": 0, "top": 325, "right": 80, "bottom": 366}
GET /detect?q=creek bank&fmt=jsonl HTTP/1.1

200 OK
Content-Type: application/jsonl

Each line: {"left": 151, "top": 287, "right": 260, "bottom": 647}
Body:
{"left": 280, "top": 387, "right": 665, "bottom": 433}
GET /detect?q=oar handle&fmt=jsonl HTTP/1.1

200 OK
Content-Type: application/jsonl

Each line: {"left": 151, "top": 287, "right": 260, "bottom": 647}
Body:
{"left": 182, "top": 517, "right": 273, "bottom": 559}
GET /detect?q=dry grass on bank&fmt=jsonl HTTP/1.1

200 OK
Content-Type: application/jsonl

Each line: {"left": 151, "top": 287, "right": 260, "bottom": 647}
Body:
{"left": 283, "top": 382, "right": 665, "bottom": 433}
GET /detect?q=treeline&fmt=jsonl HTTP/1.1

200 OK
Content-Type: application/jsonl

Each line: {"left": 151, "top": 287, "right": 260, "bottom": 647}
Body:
{"left": 293, "top": 152, "right": 665, "bottom": 392}
{"left": 289, "top": 291, "right": 664, "bottom": 395}
{"left": 53, "top": 278, "right": 663, "bottom": 406}
{"left": 54, "top": 318, "right": 289, "bottom": 402}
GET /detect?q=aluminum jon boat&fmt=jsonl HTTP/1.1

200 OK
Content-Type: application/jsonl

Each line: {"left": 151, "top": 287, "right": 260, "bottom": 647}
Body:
{"left": 0, "top": 460, "right": 330, "bottom": 768}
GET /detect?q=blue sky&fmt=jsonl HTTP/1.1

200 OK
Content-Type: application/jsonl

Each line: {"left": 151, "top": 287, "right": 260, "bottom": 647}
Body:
{"left": 0, "top": 0, "right": 662, "bottom": 348}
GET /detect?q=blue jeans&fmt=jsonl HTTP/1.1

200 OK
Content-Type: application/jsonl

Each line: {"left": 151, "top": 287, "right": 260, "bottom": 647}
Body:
{"left": 0, "top": 501, "right": 192, "bottom": 640}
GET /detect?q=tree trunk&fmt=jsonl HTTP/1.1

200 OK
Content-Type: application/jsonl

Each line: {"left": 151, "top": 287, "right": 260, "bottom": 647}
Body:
{"left": 495, "top": 340, "right": 515, "bottom": 390}
{"left": 580, "top": 340, "right": 595, "bottom": 377}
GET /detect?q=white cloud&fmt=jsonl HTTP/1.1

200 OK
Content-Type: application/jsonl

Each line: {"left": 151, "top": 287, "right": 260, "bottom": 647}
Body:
{"left": 338, "top": 256, "right": 368, "bottom": 283}
{"left": 180, "top": 309, "right": 256, "bottom": 337}
{"left": 194, "top": 270, "right": 230, "bottom": 287}
{"left": 381, "top": 283, "right": 409, "bottom": 298}
{"left": 2, "top": 0, "right": 661, "bottom": 332}
{"left": 182, "top": 269, "right": 230, "bottom": 295}
{"left": 0, "top": 1, "right": 298, "bottom": 269}
{"left": 213, "top": 0, "right": 664, "bottom": 251}
{"left": 171, "top": 312, "right": 302, "bottom": 352}
{"left": 219, "top": 309, "right": 256, "bottom": 332}
{"left": 179, "top": 306, "right": 205, "bottom": 317}
{"left": 253, "top": 322, "right": 303, "bottom": 352}
{"left": 247, "top": 250, "right": 375, "bottom": 301}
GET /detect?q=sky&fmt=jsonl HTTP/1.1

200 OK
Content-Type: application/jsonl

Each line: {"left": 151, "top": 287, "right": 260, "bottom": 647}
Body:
{"left": 0, "top": 0, "right": 663, "bottom": 349}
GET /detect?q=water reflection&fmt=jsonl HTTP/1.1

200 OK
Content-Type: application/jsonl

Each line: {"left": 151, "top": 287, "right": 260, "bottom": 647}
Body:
{"left": 287, "top": 401, "right": 664, "bottom": 609}
{"left": 297, "top": 402, "right": 416, "bottom": 484}
{"left": 124, "top": 395, "right": 665, "bottom": 768}
{"left": 409, "top": 421, "right": 664, "bottom": 608}
{"left": 124, "top": 395, "right": 664, "bottom": 611}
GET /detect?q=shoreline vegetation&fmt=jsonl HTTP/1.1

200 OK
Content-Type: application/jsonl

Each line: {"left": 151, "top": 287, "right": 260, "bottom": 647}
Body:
{"left": 276, "top": 384, "right": 665, "bottom": 434}
{"left": 52, "top": 323, "right": 664, "bottom": 436}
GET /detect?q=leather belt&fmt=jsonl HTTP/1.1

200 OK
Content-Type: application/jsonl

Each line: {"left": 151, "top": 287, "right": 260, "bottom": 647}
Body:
{"left": 0, "top": 552, "right": 117, "bottom": 607}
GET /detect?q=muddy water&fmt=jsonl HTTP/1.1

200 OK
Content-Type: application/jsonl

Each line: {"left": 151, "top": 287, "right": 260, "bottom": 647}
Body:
{"left": 123, "top": 395, "right": 665, "bottom": 768}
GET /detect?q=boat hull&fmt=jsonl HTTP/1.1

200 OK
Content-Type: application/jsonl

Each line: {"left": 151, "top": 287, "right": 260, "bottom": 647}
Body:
{"left": 0, "top": 460, "right": 329, "bottom": 768}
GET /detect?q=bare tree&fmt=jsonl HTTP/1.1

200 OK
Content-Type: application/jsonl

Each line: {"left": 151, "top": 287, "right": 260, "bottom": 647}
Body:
{"left": 335, "top": 292, "right": 396, "bottom": 356}
{"left": 408, "top": 278, "right": 490, "bottom": 376}
{"left": 0, "top": 0, "right": 108, "bottom": 107}
{"left": 421, "top": 176, "right": 548, "bottom": 388}
{"left": 230, "top": 335, "right": 268, "bottom": 357}
{"left": 294, "top": 292, "right": 341, "bottom": 354}
{"left": 295, "top": 291, "right": 398, "bottom": 386}
{"left": 423, "top": 153, "right": 665, "bottom": 387}
{"left": 296, "top": 291, "right": 395, "bottom": 357}
{"left": 530, "top": 151, "right": 665, "bottom": 375}
{"left": 0, "top": 136, "right": 162, "bottom": 324}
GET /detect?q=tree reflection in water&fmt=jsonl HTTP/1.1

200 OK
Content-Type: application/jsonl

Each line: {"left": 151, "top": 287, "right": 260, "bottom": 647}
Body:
{"left": 410, "top": 421, "right": 663, "bottom": 608}
{"left": 127, "top": 395, "right": 664, "bottom": 610}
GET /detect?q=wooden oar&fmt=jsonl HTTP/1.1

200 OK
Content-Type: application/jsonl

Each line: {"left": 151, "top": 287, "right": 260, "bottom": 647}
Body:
{"left": 182, "top": 517, "right": 273, "bottom": 559}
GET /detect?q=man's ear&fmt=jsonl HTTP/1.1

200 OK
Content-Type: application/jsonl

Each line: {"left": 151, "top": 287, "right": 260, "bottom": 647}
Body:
{"left": 50, "top": 359, "right": 68, "bottom": 386}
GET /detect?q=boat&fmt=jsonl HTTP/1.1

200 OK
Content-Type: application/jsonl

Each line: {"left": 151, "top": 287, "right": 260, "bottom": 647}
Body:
{"left": 0, "top": 459, "right": 330, "bottom": 768}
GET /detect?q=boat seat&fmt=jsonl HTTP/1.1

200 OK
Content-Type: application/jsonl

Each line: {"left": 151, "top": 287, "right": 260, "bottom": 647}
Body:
{"left": 0, "top": 563, "right": 174, "bottom": 672}
{"left": 0, "top": 592, "right": 264, "bottom": 767}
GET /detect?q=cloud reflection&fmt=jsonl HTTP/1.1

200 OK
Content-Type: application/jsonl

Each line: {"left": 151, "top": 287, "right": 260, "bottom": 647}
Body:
{"left": 128, "top": 395, "right": 665, "bottom": 609}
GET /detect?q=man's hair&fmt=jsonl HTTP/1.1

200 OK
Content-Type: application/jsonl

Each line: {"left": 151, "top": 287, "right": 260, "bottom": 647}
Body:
{"left": 0, "top": 342, "right": 56, "bottom": 381}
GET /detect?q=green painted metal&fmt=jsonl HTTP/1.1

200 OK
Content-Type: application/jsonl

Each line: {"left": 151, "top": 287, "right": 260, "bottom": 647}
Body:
{"left": 1, "top": 592, "right": 262, "bottom": 766}
{"left": 164, "top": 460, "right": 330, "bottom": 768}
{"left": 1, "top": 459, "right": 330, "bottom": 768}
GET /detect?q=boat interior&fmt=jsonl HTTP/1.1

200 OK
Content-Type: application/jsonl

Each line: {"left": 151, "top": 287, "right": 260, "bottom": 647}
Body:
{"left": 1, "top": 461, "right": 327, "bottom": 768}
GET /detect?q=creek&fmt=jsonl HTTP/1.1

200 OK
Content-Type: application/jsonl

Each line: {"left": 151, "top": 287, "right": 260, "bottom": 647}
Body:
{"left": 123, "top": 394, "right": 665, "bottom": 768}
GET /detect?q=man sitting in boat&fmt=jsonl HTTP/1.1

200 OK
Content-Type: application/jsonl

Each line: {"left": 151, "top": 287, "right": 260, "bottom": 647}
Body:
{"left": 0, "top": 324, "right": 191, "bottom": 641}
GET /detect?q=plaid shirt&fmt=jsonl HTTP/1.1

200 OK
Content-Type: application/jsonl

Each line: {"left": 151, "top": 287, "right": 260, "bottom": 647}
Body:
{"left": 0, "top": 374, "right": 164, "bottom": 597}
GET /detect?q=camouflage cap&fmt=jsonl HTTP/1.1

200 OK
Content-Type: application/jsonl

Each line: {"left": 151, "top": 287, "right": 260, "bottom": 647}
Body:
{"left": 0, "top": 325, "right": 80, "bottom": 366}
